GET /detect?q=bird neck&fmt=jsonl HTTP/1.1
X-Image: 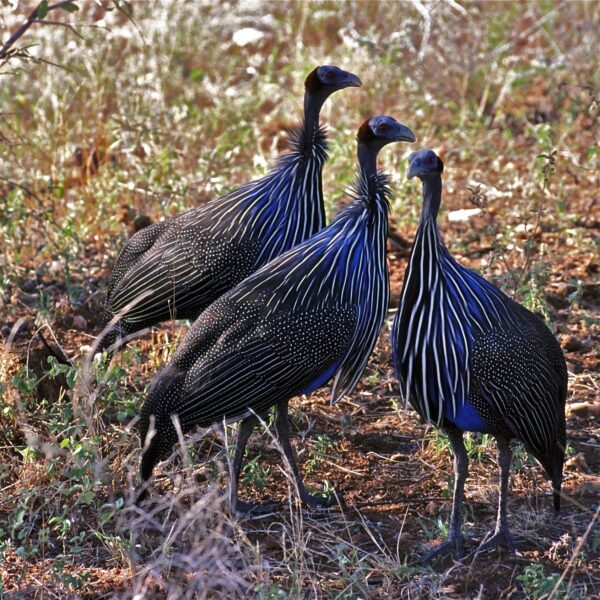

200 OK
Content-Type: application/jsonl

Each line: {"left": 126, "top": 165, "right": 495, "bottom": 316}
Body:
{"left": 420, "top": 175, "right": 442, "bottom": 224}
{"left": 303, "top": 90, "right": 326, "bottom": 140}
{"left": 357, "top": 143, "right": 379, "bottom": 181}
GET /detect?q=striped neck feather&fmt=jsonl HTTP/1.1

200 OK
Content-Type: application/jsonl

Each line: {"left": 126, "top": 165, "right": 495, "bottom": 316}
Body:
{"left": 284, "top": 168, "right": 392, "bottom": 401}
{"left": 394, "top": 210, "right": 516, "bottom": 426}
{"left": 287, "top": 122, "right": 329, "bottom": 163}
{"left": 349, "top": 169, "right": 393, "bottom": 211}
{"left": 217, "top": 124, "right": 329, "bottom": 259}
{"left": 232, "top": 167, "right": 392, "bottom": 401}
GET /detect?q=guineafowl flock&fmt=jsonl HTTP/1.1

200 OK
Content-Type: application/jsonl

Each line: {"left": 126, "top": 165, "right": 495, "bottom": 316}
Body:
{"left": 100, "top": 66, "right": 567, "bottom": 561}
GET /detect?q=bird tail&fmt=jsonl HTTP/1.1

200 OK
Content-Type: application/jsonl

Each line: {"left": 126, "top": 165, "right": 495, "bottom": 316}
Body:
{"left": 138, "top": 365, "right": 186, "bottom": 493}
{"left": 540, "top": 434, "right": 565, "bottom": 515}
{"left": 552, "top": 469, "right": 563, "bottom": 514}
{"left": 93, "top": 305, "right": 126, "bottom": 360}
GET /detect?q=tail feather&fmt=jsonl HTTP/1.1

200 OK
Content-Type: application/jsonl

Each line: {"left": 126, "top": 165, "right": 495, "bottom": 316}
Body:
{"left": 539, "top": 436, "right": 565, "bottom": 515}
{"left": 138, "top": 366, "right": 187, "bottom": 494}
{"left": 93, "top": 305, "right": 125, "bottom": 359}
{"left": 552, "top": 471, "right": 562, "bottom": 514}
{"left": 94, "top": 325, "right": 123, "bottom": 359}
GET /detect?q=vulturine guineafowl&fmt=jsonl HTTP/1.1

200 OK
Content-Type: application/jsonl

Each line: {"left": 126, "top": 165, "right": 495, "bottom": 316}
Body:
{"left": 137, "top": 116, "right": 416, "bottom": 515}
{"left": 391, "top": 149, "right": 567, "bottom": 560}
{"left": 97, "top": 66, "right": 361, "bottom": 357}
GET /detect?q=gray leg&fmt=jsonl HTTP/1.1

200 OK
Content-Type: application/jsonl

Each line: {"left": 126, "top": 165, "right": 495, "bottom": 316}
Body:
{"left": 229, "top": 415, "right": 279, "bottom": 518}
{"left": 473, "top": 435, "right": 517, "bottom": 554}
{"left": 275, "top": 399, "right": 334, "bottom": 509}
{"left": 423, "top": 427, "right": 468, "bottom": 562}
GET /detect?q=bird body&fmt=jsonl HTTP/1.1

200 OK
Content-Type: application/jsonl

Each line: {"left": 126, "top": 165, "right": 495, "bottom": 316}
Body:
{"left": 143, "top": 171, "right": 391, "bottom": 430}
{"left": 138, "top": 116, "right": 416, "bottom": 512}
{"left": 391, "top": 149, "right": 567, "bottom": 557}
{"left": 99, "top": 66, "right": 361, "bottom": 355}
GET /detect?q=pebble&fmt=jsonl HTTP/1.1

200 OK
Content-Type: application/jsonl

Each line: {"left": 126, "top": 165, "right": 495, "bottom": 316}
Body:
{"left": 561, "top": 335, "right": 589, "bottom": 352}
{"left": 567, "top": 402, "right": 600, "bottom": 419}
{"left": 14, "top": 292, "right": 38, "bottom": 307}
{"left": 424, "top": 501, "right": 438, "bottom": 515}
{"left": 22, "top": 279, "right": 38, "bottom": 293}
{"left": 72, "top": 315, "right": 88, "bottom": 331}
{"left": 565, "top": 452, "right": 590, "bottom": 473}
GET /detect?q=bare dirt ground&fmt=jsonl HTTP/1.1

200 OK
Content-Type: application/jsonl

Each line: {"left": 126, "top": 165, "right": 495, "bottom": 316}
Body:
{"left": 1, "top": 207, "right": 598, "bottom": 598}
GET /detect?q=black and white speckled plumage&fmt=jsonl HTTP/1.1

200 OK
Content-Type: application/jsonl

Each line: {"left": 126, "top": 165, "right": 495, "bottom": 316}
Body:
{"left": 391, "top": 149, "right": 567, "bottom": 558}
{"left": 98, "top": 66, "right": 362, "bottom": 355}
{"left": 391, "top": 151, "right": 567, "bottom": 490}
{"left": 137, "top": 116, "right": 416, "bottom": 503}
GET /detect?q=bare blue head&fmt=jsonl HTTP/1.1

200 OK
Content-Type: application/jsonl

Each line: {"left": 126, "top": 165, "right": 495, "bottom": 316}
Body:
{"left": 304, "top": 65, "right": 362, "bottom": 129}
{"left": 357, "top": 115, "right": 416, "bottom": 175}
{"left": 408, "top": 149, "right": 445, "bottom": 219}
{"left": 407, "top": 149, "right": 444, "bottom": 180}
{"left": 305, "top": 65, "right": 362, "bottom": 97}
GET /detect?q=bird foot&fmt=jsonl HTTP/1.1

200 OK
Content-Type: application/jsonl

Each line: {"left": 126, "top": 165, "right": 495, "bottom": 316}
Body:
{"left": 470, "top": 526, "right": 517, "bottom": 557}
{"left": 299, "top": 489, "right": 341, "bottom": 510}
{"left": 421, "top": 535, "right": 464, "bottom": 564}
{"left": 231, "top": 498, "right": 279, "bottom": 519}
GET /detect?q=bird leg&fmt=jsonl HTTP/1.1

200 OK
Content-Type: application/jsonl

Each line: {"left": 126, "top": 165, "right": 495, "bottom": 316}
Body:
{"left": 275, "top": 399, "right": 335, "bottom": 509}
{"left": 229, "top": 415, "right": 278, "bottom": 518}
{"left": 422, "top": 427, "right": 468, "bottom": 563}
{"left": 473, "top": 435, "right": 517, "bottom": 555}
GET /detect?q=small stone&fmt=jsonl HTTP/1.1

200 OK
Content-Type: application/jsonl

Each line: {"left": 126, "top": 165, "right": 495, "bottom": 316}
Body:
{"left": 565, "top": 452, "right": 590, "bottom": 473}
{"left": 22, "top": 279, "right": 38, "bottom": 293}
{"left": 424, "top": 501, "right": 438, "bottom": 515}
{"left": 232, "top": 27, "right": 266, "bottom": 47}
{"left": 72, "top": 315, "right": 88, "bottom": 330}
{"left": 567, "top": 402, "right": 600, "bottom": 419}
{"left": 561, "top": 335, "right": 589, "bottom": 353}
{"left": 17, "top": 292, "right": 39, "bottom": 307}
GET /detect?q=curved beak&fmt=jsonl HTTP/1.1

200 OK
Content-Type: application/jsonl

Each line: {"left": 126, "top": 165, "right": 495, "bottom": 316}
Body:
{"left": 407, "top": 159, "right": 421, "bottom": 179}
{"left": 391, "top": 123, "right": 416, "bottom": 144}
{"left": 339, "top": 71, "right": 362, "bottom": 88}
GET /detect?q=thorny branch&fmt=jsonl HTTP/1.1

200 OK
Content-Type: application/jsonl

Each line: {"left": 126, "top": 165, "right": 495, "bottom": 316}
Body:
{"left": 0, "top": 1, "right": 80, "bottom": 67}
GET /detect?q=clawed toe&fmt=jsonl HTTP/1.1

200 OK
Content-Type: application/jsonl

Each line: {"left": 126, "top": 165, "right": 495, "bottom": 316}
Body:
{"left": 232, "top": 499, "right": 280, "bottom": 519}
{"left": 300, "top": 490, "right": 340, "bottom": 510}
{"left": 421, "top": 536, "right": 464, "bottom": 564}
{"left": 469, "top": 527, "right": 517, "bottom": 557}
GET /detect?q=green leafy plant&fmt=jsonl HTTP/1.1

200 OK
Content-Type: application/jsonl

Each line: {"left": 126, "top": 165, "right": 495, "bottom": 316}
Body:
{"left": 305, "top": 434, "right": 332, "bottom": 475}
{"left": 516, "top": 563, "right": 565, "bottom": 599}
{"left": 242, "top": 455, "right": 270, "bottom": 492}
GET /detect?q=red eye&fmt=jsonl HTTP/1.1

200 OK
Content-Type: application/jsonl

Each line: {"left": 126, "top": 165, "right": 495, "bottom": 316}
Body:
{"left": 379, "top": 124, "right": 388, "bottom": 133}
{"left": 326, "top": 71, "right": 336, "bottom": 80}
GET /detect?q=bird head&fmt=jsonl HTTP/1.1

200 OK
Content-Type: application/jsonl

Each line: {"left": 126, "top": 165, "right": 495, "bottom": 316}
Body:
{"left": 357, "top": 115, "right": 416, "bottom": 150}
{"left": 407, "top": 149, "right": 444, "bottom": 180}
{"left": 305, "top": 65, "right": 362, "bottom": 97}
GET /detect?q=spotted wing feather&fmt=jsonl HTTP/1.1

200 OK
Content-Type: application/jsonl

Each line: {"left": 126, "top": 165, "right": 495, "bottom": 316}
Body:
{"left": 160, "top": 298, "right": 356, "bottom": 427}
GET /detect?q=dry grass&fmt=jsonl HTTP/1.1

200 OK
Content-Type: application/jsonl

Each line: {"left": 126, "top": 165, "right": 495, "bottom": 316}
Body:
{"left": 1, "top": 1, "right": 599, "bottom": 598}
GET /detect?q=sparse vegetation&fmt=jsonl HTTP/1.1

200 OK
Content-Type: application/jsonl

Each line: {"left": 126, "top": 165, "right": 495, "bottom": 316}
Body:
{"left": 1, "top": 1, "right": 598, "bottom": 598}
